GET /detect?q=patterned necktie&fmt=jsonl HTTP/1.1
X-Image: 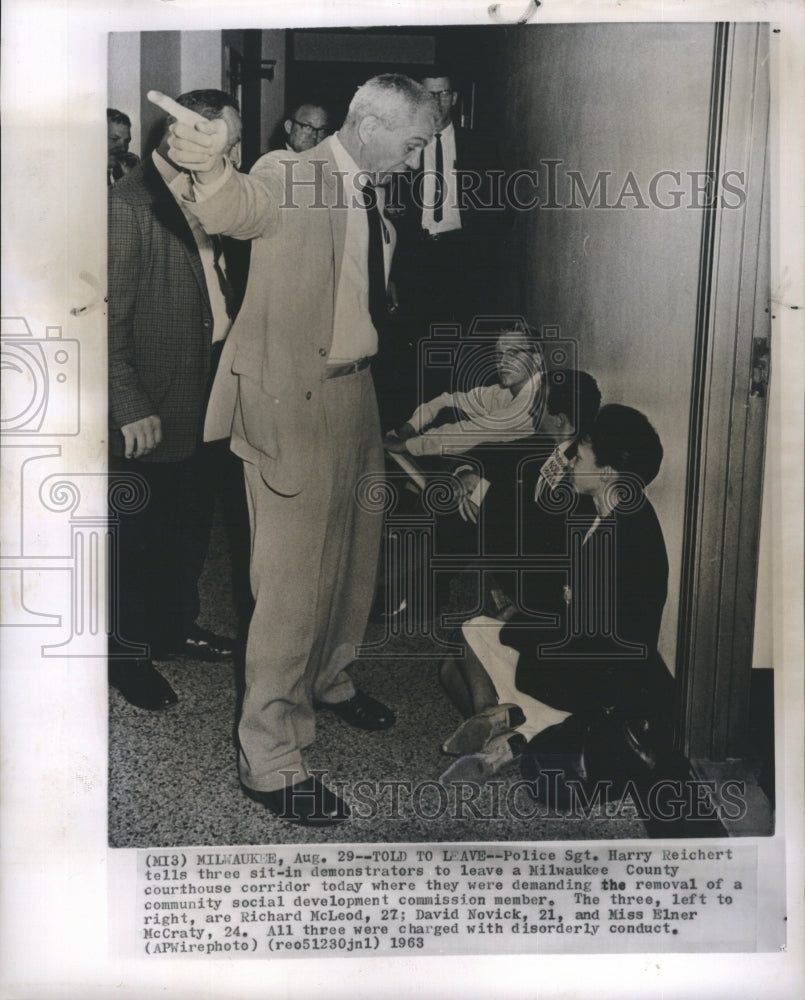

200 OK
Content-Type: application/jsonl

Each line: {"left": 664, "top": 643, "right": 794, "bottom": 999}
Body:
{"left": 360, "top": 183, "right": 388, "bottom": 330}
{"left": 211, "top": 236, "right": 236, "bottom": 320}
{"left": 433, "top": 132, "right": 445, "bottom": 223}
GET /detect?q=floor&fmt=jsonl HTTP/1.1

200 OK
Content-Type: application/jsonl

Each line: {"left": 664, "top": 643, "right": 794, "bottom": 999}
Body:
{"left": 108, "top": 513, "right": 774, "bottom": 848}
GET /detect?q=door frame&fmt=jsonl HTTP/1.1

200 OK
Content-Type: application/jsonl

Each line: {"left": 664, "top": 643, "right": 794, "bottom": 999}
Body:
{"left": 676, "top": 22, "right": 771, "bottom": 760}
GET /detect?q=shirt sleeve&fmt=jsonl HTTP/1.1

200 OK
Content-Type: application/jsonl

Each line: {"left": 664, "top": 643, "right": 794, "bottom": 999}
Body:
{"left": 404, "top": 386, "right": 523, "bottom": 456}
{"left": 183, "top": 152, "right": 284, "bottom": 240}
{"left": 407, "top": 391, "right": 458, "bottom": 432}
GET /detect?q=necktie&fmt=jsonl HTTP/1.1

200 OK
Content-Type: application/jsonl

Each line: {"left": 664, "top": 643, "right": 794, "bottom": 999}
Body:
{"left": 360, "top": 183, "right": 388, "bottom": 330}
{"left": 534, "top": 447, "right": 569, "bottom": 506}
{"left": 211, "top": 235, "right": 236, "bottom": 320}
{"left": 433, "top": 132, "right": 445, "bottom": 223}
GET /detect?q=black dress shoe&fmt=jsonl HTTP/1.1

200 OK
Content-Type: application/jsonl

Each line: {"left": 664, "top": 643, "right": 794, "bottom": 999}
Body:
{"left": 313, "top": 690, "right": 396, "bottom": 731}
{"left": 175, "top": 625, "right": 236, "bottom": 661}
{"left": 109, "top": 659, "right": 177, "bottom": 710}
{"left": 242, "top": 777, "right": 350, "bottom": 827}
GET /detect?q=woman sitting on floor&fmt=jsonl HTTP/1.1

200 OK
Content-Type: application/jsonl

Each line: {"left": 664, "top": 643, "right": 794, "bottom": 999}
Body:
{"left": 438, "top": 403, "right": 674, "bottom": 786}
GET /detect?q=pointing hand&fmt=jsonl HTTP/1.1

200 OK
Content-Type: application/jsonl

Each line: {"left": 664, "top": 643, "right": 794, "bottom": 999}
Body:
{"left": 148, "top": 90, "right": 229, "bottom": 178}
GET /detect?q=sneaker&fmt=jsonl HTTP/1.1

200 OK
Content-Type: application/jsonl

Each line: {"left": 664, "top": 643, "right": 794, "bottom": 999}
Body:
{"left": 442, "top": 702, "right": 526, "bottom": 755}
{"left": 439, "top": 731, "right": 527, "bottom": 784}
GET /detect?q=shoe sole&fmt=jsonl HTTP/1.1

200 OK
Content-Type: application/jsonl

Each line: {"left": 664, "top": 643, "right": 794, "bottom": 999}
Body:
{"left": 442, "top": 704, "right": 526, "bottom": 755}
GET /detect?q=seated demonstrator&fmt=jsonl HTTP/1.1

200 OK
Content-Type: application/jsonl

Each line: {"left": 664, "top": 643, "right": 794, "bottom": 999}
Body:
{"left": 449, "top": 367, "right": 602, "bottom": 544}
{"left": 383, "top": 326, "right": 544, "bottom": 459}
{"left": 439, "top": 404, "right": 672, "bottom": 779}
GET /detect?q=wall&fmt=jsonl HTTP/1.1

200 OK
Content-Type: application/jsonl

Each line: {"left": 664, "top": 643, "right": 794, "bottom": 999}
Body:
{"left": 260, "top": 30, "right": 286, "bottom": 156}
{"left": 108, "top": 31, "right": 233, "bottom": 158}
{"left": 495, "top": 23, "right": 717, "bottom": 669}
{"left": 180, "top": 32, "right": 223, "bottom": 95}
{"left": 108, "top": 34, "right": 142, "bottom": 155}
{"left": 139, "top": 32, "right": 181, "bottom": 155}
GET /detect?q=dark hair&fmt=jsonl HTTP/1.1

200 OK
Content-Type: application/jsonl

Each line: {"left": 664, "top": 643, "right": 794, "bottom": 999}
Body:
{"left": 107, "top": 108, "right": 131, "bottom": 127}
{"left": 421, "top": 67, "right": 455, "bottom": 87}
{"left": 588, "top": 404, "right": 663, "bottom": 487}
{"left": 286, "top": 102, "right": 329, "bottom": 122}
{"left": 546, "top": 369, "right": 601, "bottom": 437}
{"left": 174, "top": 89, "right": 240, "bottom": 121}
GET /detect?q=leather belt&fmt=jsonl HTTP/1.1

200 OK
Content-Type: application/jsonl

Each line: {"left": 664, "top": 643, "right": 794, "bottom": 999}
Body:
{"left": 324, "top": 356, "right": 372, "bottom": 379}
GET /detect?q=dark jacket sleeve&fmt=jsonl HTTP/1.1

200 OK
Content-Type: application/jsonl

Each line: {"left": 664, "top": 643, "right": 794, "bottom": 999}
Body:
{"left": 107, "top": 192, "right": 157, "bottom": 430}
{"left": 509, "top": 498, "right": 669, "bottom": 694}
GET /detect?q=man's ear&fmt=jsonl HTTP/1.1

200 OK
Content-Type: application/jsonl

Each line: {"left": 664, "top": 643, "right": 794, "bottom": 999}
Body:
{"left": 554, "top": 411, "right": 573, "bottom": 436}
{"left": 284, "top": 119, "right": 292, "bottom": 136}
{"left": 357, "top": 115, "right": 381, "bottom": 145}
{"left": 600, "top": 463, "right": 617, "bottom": 485}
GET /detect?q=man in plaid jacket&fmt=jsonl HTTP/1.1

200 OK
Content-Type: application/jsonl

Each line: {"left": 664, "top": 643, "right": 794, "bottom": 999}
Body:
{"left": 107, "top": 90, "right": 245, "bottom": 710}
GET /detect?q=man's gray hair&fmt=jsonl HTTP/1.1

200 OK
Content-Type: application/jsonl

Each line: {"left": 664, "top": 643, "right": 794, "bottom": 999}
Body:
{"left": 344, "top": 74, "right": 435, "bottom": 131}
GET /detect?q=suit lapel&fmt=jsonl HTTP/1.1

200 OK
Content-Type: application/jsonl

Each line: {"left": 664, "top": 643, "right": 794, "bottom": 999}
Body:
{"left": 318, "top": 140, "right": 348, "bottom": 296}
{"left": 143, "top": 157, "right": 210, "bottom": 307}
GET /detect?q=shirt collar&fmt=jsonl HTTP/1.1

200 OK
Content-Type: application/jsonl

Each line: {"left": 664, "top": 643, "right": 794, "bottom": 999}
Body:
{"left": 152, "top": 149, "right": 189, "bottom": 199}
{"left": 331, "top": 132, "right": 361, "bottom": 177}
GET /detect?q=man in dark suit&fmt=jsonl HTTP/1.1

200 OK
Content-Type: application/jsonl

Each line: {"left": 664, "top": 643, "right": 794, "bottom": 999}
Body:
{"left": 107, "top": 89, "right": 245, "bottom": 711}
{"left": 378, "top": 70, "right": 500, "bottom": 428}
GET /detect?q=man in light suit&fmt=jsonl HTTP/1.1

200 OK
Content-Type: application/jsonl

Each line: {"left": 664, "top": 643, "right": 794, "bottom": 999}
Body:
{"left": 108, "top": 90, "right": 245, "bottom": 711}
{"left": 166, "top": 75, "right": 436, "bottom": 825}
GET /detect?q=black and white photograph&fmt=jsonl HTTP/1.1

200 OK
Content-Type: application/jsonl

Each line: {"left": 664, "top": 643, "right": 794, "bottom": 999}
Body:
{"left": 103, "top": 20, "right": 778, "bottom": 849}
{"left": 1, "top": 1, "right": 803, "bottom": 997}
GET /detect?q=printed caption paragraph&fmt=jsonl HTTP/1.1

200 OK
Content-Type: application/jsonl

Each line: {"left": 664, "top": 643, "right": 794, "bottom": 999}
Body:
{"left": 135, "top": 843, "right": 761, "bottom": 956}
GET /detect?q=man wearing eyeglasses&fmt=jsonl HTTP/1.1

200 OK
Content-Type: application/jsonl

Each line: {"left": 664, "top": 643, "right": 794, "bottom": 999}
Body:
{"left": 282, "top": 103, "right": 330, "bottom": 154}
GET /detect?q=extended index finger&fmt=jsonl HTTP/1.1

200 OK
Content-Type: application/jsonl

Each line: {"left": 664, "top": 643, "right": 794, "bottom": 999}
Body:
{"left": 147, "top": 90, "right": 207, "bottom": 127}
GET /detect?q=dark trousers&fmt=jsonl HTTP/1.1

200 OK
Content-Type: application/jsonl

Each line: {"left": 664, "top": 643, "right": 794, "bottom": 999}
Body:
{"left": 109, "top": 441, "right": 246, "bottom": 658}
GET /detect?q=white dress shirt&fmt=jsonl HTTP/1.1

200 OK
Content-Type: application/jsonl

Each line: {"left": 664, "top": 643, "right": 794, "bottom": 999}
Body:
{"left": 420, "top": 122, "right": 462, "bottom": 235}
{"left": 405, "top": 372, "right": 542, "bottom": 456}
{"left": 153, "top": 150, "right": 233, "bottom": 344}
{"left": 327, "top": 133, "right": 394, "bottom": 363}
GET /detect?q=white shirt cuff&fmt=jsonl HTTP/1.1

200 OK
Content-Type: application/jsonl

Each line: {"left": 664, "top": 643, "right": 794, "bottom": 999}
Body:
{"left": 189, "top": 158, "right": 234, "bottom": 200}
{"left": 470, "top": 478, "right": 490, "bottom": 507}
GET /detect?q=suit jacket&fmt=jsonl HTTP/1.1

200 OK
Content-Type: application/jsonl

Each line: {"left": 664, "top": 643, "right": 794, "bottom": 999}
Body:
{"left": 500, "top": 494, "right": 671, "bottom": 715}
{"left": 193, "top": 138, "right": 372, "bottom": 496}
{"left": 108, "top": 157, "right": 222, "bottom": 463}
